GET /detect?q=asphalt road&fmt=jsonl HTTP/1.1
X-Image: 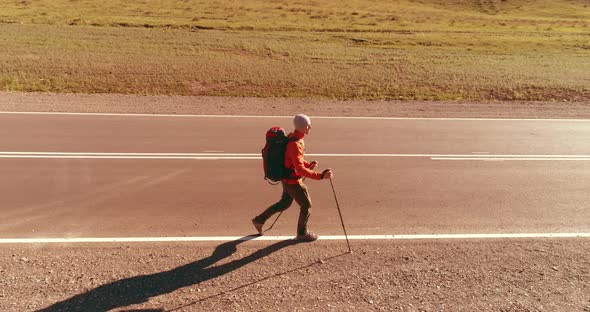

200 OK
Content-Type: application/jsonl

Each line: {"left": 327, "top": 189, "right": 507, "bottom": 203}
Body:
{"left": 1, "top": 113, "right": 589, "bottom": 238}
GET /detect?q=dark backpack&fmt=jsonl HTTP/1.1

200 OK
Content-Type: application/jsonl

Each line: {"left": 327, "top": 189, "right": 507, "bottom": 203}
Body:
{"left": 262, "top": 127, "right": 297, "bottom": 184}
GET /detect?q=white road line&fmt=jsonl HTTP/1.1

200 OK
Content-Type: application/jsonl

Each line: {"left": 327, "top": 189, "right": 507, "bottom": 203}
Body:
{"left": 0, "top": 152, "right": 262, "bottom": 155}
{"left": 0, "top": 155, "right": 262, "bottom": 160}
{"left": 2, "top": 152, "right": 590, "bottom": 160}
{"left": 433, "top": 157, "right": 590, "bottom": 161}
{"left": 0, "top": 111, "right": 589, "bottom": 121}
{"left": 1, "top": 233, "right": 590, "bottom": 244}
{"left": 12, "top": 156, "right": 590, "bottom": 161}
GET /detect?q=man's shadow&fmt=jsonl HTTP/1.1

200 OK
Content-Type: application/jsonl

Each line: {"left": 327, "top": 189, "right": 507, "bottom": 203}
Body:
{"left": 38, "top": 236, "right": 300, "bottom": 312}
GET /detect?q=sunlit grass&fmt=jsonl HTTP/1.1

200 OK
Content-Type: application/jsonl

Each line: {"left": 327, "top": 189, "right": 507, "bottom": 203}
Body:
{"left": 0, "top": 0, "right": 588, "bottom": 100}
{"left": 2, "top": 0, "right": 588, "bottom": 32}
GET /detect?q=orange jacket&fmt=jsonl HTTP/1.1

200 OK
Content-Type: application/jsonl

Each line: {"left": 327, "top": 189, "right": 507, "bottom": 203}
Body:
{"left": 283, "top": 130, "right": 322, "bottom": 184}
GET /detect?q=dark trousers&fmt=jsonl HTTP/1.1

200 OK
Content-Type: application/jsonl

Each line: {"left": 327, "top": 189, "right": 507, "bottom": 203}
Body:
{"left": 254, "top": 181, "right": 312, "bottom": 235}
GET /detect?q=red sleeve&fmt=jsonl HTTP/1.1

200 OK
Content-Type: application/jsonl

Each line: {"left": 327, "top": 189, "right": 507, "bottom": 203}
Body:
{"left": 288, "top": 141, "right": 322, "bottom": 180}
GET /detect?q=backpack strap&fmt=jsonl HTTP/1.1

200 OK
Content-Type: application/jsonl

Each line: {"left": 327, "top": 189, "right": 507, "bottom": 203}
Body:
{"left": 283, "top": 135, "right": 301, "bottom": 181}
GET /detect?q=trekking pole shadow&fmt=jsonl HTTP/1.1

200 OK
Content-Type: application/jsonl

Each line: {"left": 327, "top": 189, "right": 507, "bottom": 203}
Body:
{"left": 37, "top": 235, "right": 297, "bottom": 312}
{"left": 167, "top": 251, "right": 350, "bottom": 312}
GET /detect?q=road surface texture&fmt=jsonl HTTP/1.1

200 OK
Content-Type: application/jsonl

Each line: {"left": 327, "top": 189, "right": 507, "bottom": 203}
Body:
{"left": 1, "top": 98, "right": 589, "bottom": 311}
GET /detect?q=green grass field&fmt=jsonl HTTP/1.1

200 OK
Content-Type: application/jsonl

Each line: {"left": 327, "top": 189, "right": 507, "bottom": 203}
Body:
{"left": 1, "top": 0, "right": 589, "bottom": 100}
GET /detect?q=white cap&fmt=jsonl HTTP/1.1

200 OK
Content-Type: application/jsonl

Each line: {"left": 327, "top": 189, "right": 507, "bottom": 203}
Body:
{"left": 294, "top": 114, "right": 311, "bottom": 130}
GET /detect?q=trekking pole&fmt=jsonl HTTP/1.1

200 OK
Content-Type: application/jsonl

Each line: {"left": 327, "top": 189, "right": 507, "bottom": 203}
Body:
{"left": 264, "top": 211, "right": 283, "bottom": 232}
{"left": 329, "top": 179, "right": 352, "bottom": 253}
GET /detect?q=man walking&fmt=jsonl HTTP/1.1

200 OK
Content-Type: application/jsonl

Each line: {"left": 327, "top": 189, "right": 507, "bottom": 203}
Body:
{"left": 252, "top": 114, "right": 334, "bottom": 242}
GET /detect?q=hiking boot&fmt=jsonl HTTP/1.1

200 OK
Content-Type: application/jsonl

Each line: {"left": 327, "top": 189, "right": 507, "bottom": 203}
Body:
{"left": 252, "top": 219, "right": 264, "bottom": 235}
{"left": 296, "top": 231, "right": 318, "bottom": 242}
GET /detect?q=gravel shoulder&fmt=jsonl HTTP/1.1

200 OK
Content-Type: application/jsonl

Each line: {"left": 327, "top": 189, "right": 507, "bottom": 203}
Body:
{"left": 2, "top": 239, "right": 590, "bottom": 312}
{"left": 1, "top": 92, "right": 589, "bottom": 119}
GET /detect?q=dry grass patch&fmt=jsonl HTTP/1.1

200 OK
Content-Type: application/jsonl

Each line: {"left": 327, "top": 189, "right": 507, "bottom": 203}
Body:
{"left": 0, "top": 0, "right": 588, "bottom": 100}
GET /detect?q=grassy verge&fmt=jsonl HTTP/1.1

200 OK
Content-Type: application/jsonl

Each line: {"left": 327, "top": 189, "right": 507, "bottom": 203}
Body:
{"left": 0, "top": 0, "right": 588, "bottom": 100}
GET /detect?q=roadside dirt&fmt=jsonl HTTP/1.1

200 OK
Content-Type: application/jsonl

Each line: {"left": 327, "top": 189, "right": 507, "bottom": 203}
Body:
{"left": 1, "top": 92, "right": 589, "bottom": 119}
{"left": 2, "top": 239, "right": 589, "bottom": 312}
